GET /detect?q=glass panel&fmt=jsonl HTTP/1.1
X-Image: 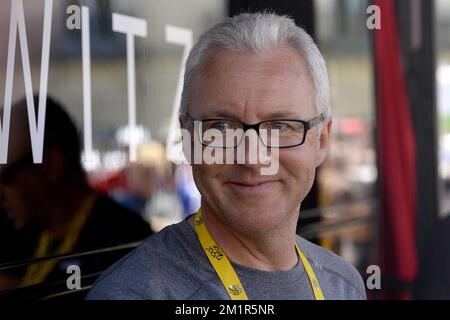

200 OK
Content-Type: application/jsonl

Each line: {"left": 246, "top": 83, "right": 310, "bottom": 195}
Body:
{"left": 0, "top": 0, "right": 224, "bottom": 292}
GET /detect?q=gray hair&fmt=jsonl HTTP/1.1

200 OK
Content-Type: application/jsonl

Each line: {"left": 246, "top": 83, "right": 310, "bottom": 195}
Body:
{"left": 180, "top": 12, "right": 331, "bottom": 121}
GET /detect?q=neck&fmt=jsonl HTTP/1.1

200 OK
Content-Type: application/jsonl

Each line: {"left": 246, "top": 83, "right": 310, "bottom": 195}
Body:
{"left": 189, "top": 205, "right": 300, "bottom": 272}
{"left": 43, "top": 178, "right": 92, "bottom": 238}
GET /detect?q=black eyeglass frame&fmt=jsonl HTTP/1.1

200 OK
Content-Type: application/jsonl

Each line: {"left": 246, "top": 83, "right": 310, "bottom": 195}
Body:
{"left": 181, "top": 113, "right": 326, "bottom": 149}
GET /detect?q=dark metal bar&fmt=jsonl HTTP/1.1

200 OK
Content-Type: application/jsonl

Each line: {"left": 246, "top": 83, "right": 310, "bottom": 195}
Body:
{"left": 0, "top": 241, "right": 142, "bottom": 271}
{"left": 298, "top": 215, "right": 375, "bottom": 240}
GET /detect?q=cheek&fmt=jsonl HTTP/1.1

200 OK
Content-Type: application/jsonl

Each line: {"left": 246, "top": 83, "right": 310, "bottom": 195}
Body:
{"left": 279, "top": 150, "right": 317, "bottom": 197}
{"left": 192, "top": 163, "right": 234, "bottom": 203}
{"left": 192, "top": 164, "right": 221, "bottom": 192}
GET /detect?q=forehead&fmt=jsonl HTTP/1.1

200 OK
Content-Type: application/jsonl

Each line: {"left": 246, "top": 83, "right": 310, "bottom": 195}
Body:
{"left": 189, "top": 45, "right": 316, "bottom": 119}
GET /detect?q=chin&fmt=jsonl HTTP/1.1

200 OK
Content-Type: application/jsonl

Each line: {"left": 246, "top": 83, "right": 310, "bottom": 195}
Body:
{"left": 224, "top": 206, "right": 285, "bottom": 233}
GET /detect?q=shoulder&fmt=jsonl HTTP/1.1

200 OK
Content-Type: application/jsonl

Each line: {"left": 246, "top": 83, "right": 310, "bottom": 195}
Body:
{"left": 86, "top": 220, "right": 211, "bottom": 299}
{"left": 296, "top": 235, "right": 367, "bottom": 300}
{"left": 86, "top": 223, "right": 178, "bottom": 299}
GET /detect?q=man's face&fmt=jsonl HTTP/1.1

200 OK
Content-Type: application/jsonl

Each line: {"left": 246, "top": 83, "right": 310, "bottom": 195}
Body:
{"left": 186, "top": 45, "right": 331, "bottom": 234}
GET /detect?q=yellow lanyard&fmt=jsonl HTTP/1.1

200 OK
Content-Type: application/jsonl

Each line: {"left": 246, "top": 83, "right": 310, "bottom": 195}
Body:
{"left": 194, "top": 209, "right": 325, "bottom": 300}
{"left": 21, "top": 192, "right": 97, "bottom": 287}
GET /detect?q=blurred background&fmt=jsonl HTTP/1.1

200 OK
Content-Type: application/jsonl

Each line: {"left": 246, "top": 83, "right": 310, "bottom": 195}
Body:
{"left": 0, "top": 0, "right": 448, "bottom": 299}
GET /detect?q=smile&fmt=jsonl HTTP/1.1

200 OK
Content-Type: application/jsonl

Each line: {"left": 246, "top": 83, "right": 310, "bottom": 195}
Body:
{"left": 226, "top": 180, "right": 279, "bottom": 194}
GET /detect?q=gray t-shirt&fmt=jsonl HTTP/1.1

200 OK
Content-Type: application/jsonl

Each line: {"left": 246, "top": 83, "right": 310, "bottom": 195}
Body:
{"left": 87, "top": 219, "right": 367, "bottom": 300}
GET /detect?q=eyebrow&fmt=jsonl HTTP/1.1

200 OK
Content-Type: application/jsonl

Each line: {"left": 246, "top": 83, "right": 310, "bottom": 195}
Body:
{"left": 262, "top": 111, "right": 305, "bottom": 119}
{"left": 198, "top": 109, "right": 305, "bottom": 120}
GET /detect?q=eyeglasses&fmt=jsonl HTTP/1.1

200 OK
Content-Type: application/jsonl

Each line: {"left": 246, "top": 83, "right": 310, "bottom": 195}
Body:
{"left": 0, "top": 153, "right": 35, "bottom": 185}
{"left": 181, "top": 113, "right": 325, "bottom": 148}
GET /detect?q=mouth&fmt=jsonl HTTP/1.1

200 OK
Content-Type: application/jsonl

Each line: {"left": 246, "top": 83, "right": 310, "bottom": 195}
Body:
{"left": 226, "top": 179, "right": 280, "bottom": 194}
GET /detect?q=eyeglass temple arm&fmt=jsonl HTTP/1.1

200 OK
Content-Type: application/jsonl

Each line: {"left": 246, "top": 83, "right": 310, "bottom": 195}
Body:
{"left": 308, "top": 113, "right": 326, "bottom": 129}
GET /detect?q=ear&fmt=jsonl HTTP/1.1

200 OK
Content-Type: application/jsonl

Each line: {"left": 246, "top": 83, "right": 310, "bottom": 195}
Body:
{"left": 315, "top": 119, "right": 332, "bottom": 167}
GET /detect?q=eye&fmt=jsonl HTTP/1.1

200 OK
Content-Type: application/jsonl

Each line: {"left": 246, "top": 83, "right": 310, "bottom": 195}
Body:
{"left": 212, "top": 121, "right": 230, "bottom": 132}
{"left": 203, "top": 121, "right": 235, "bottom": 133}
{"left": 268, "top": 121, "right": 290, "bottom": 131}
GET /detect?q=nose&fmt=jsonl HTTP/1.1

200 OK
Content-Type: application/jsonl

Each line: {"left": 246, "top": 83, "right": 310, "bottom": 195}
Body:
{"left": 234, "top": 129, "right": 272, "bottom": 166}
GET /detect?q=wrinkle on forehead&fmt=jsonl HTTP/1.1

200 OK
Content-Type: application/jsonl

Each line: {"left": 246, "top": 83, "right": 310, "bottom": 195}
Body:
{"left": 198, "top": 45, "right": 313, "bottom": 85}
{"left": 189, "top": 45, "right": 316, "bottom": 119}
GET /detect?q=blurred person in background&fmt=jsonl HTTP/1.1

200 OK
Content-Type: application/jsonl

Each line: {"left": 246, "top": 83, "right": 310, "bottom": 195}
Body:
{"left": 116, "top": 159, "right": 158, "bottom": 219}
{"left": 175, "top": 164, "right": 201, "bottom": 218}
{"left": 0, "top": 95, "right": 152, "bottom": 291}
{"left": 137, "top": 143, "right": 184, "bottom": 231}
{"left": 144, "top": 161, "right": 184, "bottom": 232}
{"left": 104, "top": 141, "right": 185, "bottom": 232}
